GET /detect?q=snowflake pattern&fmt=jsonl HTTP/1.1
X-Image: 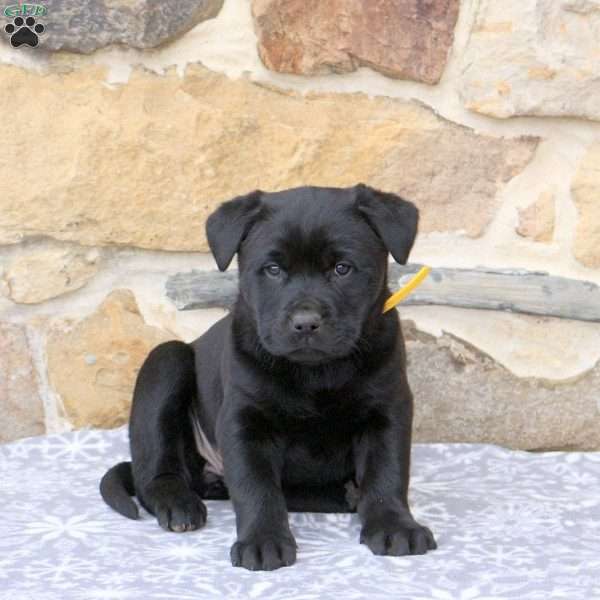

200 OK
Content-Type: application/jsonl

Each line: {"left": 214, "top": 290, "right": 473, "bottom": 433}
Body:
{"left": 1, "top": 427, "right": 599, "bottom": 599}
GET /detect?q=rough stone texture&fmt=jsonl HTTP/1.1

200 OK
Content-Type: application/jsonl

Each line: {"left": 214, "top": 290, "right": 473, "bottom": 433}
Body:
{"left": 0, "top": 322, "right": 45, "bottom": 443}
{"left": 252, "top": 0, "right": 460, "bottom": 84}
{"left": 402, "top": 306, "right": 600, "bottom": 381}
{"left": 460, "top": 0, "right": 600, "bottom": 120}
{"left": 516, "top": 191, "right": 555, "bottom": 243}
{"left": 405, "top": 323, "right": 600, "bottom": 450}
{"left": 573, "top": 143, "right": 600, "bottom": 268}
{"left": 1, "top": 244, "right": 102, "bottom": 304}
{"left": 46, "top": 290, "right": 174, "bottom": 429}
{"left": 0, "top": 0, "right": 224, "bottom": 53}
{"left": 0, "top": 65, "right": 538, "bottom": 250}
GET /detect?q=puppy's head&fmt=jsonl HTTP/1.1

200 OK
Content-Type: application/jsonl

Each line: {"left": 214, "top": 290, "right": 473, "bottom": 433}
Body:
{"left": 206, "top": 185, "right": 418, "bottom": 365}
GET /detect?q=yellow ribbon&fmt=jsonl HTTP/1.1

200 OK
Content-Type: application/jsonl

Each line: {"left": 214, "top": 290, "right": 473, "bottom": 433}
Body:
{"left": 382, "top": 266, "right": 431, "bottom": 314}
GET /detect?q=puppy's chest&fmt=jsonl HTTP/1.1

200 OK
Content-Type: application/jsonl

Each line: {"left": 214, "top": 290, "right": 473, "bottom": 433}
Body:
{"left": 282, "top": 430, "right": 353, "bottom": 486}
{"left": 277, "top": 404, "right": 366, "bottom": 485}
{"left": 286, "top": 415, "right": 353, "bottom": 454}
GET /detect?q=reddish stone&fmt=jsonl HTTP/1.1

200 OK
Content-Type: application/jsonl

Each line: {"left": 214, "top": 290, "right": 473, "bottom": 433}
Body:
{"left": 252, "top": 0, "right": 460, "bottom": 84}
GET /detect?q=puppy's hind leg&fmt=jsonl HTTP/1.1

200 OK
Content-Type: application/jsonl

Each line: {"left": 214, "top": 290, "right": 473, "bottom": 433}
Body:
{"left": 129, "top": 341, "right": 207, "bottom": 532}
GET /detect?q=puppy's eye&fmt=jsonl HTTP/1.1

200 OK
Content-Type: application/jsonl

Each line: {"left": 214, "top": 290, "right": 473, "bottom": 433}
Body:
{"left": 264, "top": 264, "right": 282, "bottom": 277}
{"left": 334, "top": 263, "right": 353, "bottom": 277}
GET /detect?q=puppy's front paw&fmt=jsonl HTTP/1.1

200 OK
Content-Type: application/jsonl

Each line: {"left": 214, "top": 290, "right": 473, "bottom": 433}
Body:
{"left": 360, "top": 520, "right": 437, "bottom": 556}
{"left": 155, "top": 492, "right": 207, "bottom": 533}
{"left": 230, "top": 534, "right": 297, "bottom": 571}
{"left": 146, "top": 476, "right": 207, "bottom": 532}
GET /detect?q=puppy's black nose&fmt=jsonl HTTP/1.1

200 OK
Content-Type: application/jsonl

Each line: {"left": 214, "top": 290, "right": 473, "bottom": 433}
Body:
{"left": 291, "top": 309, "right": 322, "bottom": 333}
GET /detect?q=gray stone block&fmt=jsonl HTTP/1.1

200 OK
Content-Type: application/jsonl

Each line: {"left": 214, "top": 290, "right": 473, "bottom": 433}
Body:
{"left": 2, "top": 0, "right": 224, "bottom": 53}
{"left": 0, "top": 322, "right": 45, "bottom": 443}
{"left": 406, "top": 323, "right": 600, "bottom": 451}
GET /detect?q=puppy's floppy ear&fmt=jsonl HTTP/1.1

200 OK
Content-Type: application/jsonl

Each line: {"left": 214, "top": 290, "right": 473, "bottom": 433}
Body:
{"left": 206, "top": 190, "right": 263, "bottom": 271}
{"left": 355, "top": 184, "right": 419, "bottom": 265}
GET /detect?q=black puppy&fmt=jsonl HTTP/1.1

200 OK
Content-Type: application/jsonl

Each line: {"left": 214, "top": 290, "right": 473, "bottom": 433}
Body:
{"left": 101, "top": 184, "right": 436, "bottom": 570}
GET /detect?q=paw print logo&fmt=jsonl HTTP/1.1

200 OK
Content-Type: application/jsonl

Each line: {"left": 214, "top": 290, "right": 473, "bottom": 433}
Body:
{"left": 4, "top": 16, "right": 45, "bottom": 48}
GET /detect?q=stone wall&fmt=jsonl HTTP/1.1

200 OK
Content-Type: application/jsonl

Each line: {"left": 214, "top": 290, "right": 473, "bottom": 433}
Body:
{"left": 1, "top": 0, "right": 599, "bottom": 449}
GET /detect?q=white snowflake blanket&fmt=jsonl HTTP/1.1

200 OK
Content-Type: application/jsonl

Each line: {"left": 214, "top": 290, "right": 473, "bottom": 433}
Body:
{"left": 1, "top": 427, "right": 599, "bottom": 599}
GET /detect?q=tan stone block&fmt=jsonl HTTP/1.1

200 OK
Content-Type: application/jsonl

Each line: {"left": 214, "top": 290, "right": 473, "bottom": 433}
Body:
{"left": 573, "top": 143, "right": 600, "bottom": 268}
{"left": 516, "top": 191, "right": 555, "bottom": 243}
{"left": 0, "top": 64, "right": 537, "bottom": 250}
{"left": 46, "top": 290, "right": 174, "bottom": 428}
{"left": 2, "top": 244, "right": 102, "bottom": 304}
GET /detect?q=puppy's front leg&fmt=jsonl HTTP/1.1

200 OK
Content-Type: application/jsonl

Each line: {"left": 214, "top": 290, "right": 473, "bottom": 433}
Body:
{"left": 220, "top": 410, "right": 296, "bottom": 571}
{"left": 354, "top": 407, "right": 437, "bottom": 557}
